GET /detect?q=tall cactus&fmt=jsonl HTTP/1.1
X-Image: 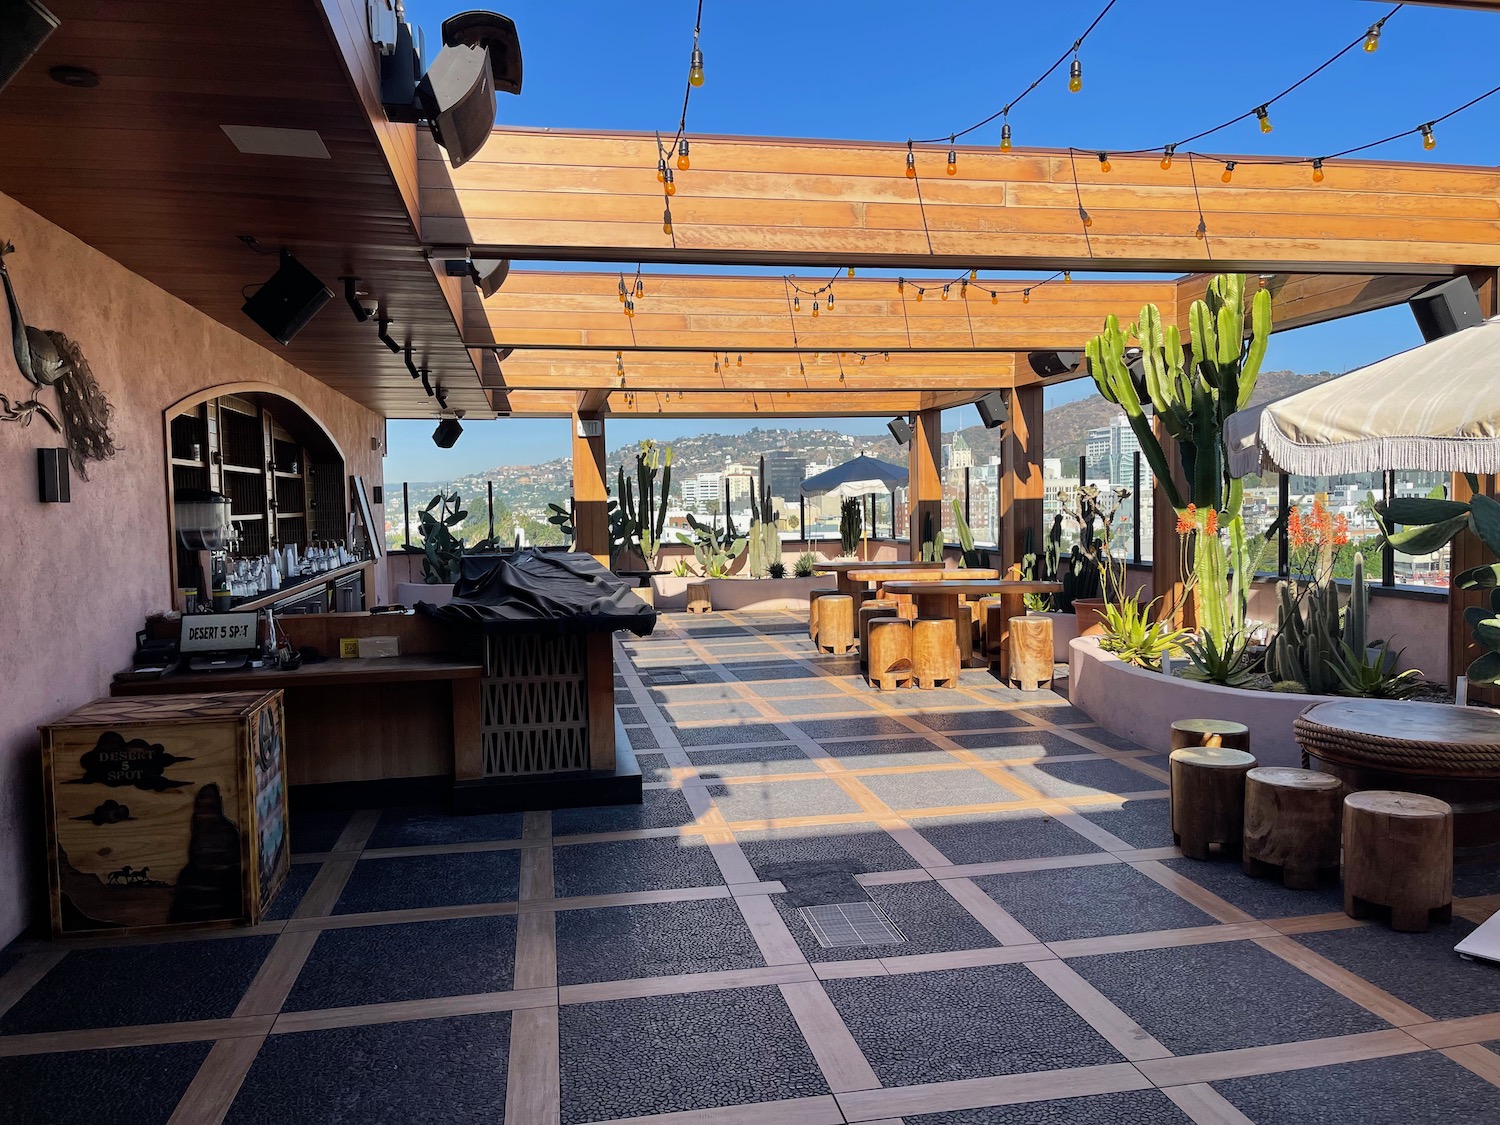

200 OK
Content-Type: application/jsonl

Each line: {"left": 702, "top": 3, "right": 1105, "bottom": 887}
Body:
{"left": 1268, "top": 551, "right": 1371, "bottom": 693}
{"left": 839, "top": 497, "right": 862, "bottom": 556}
{"left": 746, "top": 464, "right": 780, "bottom": 578}
{"left": 617, "top": 440, "right": 673, "bottom": 569}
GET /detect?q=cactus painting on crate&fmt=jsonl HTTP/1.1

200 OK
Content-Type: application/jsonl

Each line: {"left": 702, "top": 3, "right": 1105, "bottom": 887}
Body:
{"left": 1086, "top": 273, "right": 1271, "bottom": 644}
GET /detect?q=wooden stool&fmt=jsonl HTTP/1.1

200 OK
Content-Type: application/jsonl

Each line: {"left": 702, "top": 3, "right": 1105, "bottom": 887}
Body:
{"left": 858, "top": 601, "right": 899, "bottom": 669}
{"left": 685, "top": 581, "right": 712, "bottom": 614}
{"left": 867, "top": 618, "right": 913, "bottom": 691}
{"left": 816, "top": 594, "right": 855, "bottom": 655}
{"left": 808, "top": 588, "right": 838, "bottom": 640}
{"left": 1008, "top": 616, "right": 1053, "bottom": 691}
{"left": 1170, "top": 745, "right": 1258, "bottom": 859}
{"left": 1343, "top": 790, "right": 1453, "bottom": 932}
{"left": 974, "top": 595, "right": 1005, "bottom": 659}
{"left": 911, "top": 617, "right": 960, "bottom": 689}
{"left": 1242, "top": 767, "right": 1344, "bottom": 889}
{"left": 1170, "top": 718, "right": 1251, "bottom": 753}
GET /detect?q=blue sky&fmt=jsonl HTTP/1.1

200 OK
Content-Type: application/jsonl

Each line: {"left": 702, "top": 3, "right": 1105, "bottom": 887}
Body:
{"left": 387, "top": 1, "right": 1500, "bottom": 482}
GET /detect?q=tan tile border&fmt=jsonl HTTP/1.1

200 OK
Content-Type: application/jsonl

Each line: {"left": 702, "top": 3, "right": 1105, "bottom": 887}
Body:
{"left": 268, "top": 987, "right": 556, "bottom": 1034}
{"left": 513, "top": 912, "right": 558, "bottom": 994}
{"left": 877, "top": 944, "right": 1054, "bottom": 976}
{"left": 1263, "top": 912, "right": 1367, "bottom": 935}
{"left": 0, "top": 1015, "right": 274, "bottom": 1058}
{"left": 165, "top": 1033, "right": 265, "bottom": 1125}
{"left": 734, "top": 893, "right": 810, "bottom": 967}
{"left": 1136, "top": 1028, "right": 1428, "bottom": 1086}
{"left": 1128, "top": 861, "right": 1257, "bottom": 925}
{"left": 1046, "top": 921, "right": 1278, "bottom": 960}
{"left": 504, "top": 1004, "right": 560, "bottom": 1125}
{"left": 559, "top": 963, "right": 816, "bottom": 1006}
{"left": 837, "top": 1061, "right": 1152, "bottom": 1121}
{"left": 519, "top": 845, "right": 553, "bottom": 903}
{"left": 1252, "top": 935, "right": 1433, "bottom": 1027}
{"left": 291, "top": 858, "right": 357, "bottom": 920}
{"left": 1160, "top": 1082, "right": 1258, "bottom": 1125}
{"left": 778, "top": 980, "right": 883, "bottom": 1093}
{"left": 937, "top": 851, "right": 1122, "bottom": 881}
{"left": 584, "top": 1095, "right": 846, "bottom": 1125}
{"left": 1025, "top": 958, "right": 1173, "bottom": 1062}
{"left": 333, "top": 809, "right": 381, "bottom": 852}
{"left": 0, "top": 948, "right": 66, "bottom": 1021}
{"left": 1408, "top": 1012, "right": 1500, "bottom": 1049}
{"left": 361, "top": 838, "right": 537, "bottom": 859}
{"left": 1441, "top": 1042, "right": 1500, "bottom": 1089}
{"left": 934, "top": 877, "right": 1036, "bottom": 945}
{"left": 233, "top": 930, "right": 320, "bottom": 1017}
{"left": 283, "top": 900, "right": 521, "bottom": 932}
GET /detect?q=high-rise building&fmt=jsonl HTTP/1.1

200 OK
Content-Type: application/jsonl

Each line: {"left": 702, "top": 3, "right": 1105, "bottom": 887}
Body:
{"left": 1085, "top": 427, "right": 1112, "bottom": 481}
{"left": 763, "top": 450, "right": 806, "bottom": 504}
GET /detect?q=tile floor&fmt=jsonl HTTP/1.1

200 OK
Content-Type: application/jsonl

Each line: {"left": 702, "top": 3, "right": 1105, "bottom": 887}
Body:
{"left": 3, "top": 608, "right": 1500, "bottom": 1124}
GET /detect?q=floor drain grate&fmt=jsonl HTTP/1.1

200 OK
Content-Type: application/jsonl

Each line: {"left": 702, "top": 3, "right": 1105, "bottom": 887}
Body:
{"left": 799, "top": 902, "right": 906, "bottom": 949}
{"left": 647, "top": 669, "right": 691, "bottom": 685}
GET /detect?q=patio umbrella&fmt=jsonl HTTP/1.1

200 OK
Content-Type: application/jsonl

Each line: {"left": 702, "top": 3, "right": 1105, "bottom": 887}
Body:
{"left": 1226, "top": 317, "right": 1500, "bottom": 479}
{"left": 801, "top": 454, "right": 909, "bottom": 558}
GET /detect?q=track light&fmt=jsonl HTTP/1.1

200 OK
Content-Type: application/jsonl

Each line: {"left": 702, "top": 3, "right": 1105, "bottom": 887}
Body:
{"left": 435, "top": 384, "right": 449, "bottom": 410}
{"left": 377, "top": 317, "right": 401, "bottom": 354}
{"left": 420, "top": 368, "right": 434, "bottom": 397}
{"left": 403, "top": 341, "right": 420, "bottom": 380}
{"left": 339, "top": 276, "right": 373, "bottom": 322}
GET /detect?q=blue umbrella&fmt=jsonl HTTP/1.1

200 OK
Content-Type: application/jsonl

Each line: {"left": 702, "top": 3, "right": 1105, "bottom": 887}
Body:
{"left": 800, "top": 454, "right": 908, "bottom": 499}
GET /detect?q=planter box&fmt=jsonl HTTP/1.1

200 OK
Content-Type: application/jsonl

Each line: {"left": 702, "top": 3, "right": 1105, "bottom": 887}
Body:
{"left": 1028, "top": 611, "right": 1079, "bottom": 663}
{"left": 650, "top": 574, "right": 820, "bottom": 612}
{"left": 1069, "top": 635, "right": 1338, "bottom": 766}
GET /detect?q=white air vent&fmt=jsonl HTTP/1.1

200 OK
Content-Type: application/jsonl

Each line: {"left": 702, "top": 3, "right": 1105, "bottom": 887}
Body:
{"left": 220, "top": 126, "right": 331, "bottom": 160}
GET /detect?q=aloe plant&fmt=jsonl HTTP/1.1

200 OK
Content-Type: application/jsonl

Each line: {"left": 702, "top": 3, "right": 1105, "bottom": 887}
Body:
{"left": 793, "top": 551, "right": 819, "bottom": 578}
{"left": 952, "top": 499, "right": 991, "bottom": 569}
{"left": 1327, "top": 640, "right": 1424, "bottom": 699}
{"left": 1180, "top": 630, "right": 1254, "bottom": 687}
{"left": 1099, "top": 595, "right": 1187, "bottom": 671}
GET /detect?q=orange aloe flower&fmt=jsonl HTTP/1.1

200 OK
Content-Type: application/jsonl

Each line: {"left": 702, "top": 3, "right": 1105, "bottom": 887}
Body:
{"left": 1205, "top": 508, "right": 1219, "bottom": 536}
{"left": 1175, "top": 506, "right": 1195, "bottom": 535}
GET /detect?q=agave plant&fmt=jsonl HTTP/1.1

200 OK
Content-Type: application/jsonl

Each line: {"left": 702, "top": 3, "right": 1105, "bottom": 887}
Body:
{"left": 793, "top": 551, "right": 819, "bottom": 578}
{"left": 1180, "top": 630, "right": 1254, "bottom": 687}
{"left": 1327, "top": 640, "right": 1425, "bottom": 699}
{"left": 1098, "top": 595, "right": 1187, "bottom": 671}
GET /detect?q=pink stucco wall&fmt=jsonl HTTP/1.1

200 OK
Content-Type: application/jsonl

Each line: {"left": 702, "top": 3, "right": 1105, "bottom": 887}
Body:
{"left": 0, "top": 192, "right": 387, "bottom": 945}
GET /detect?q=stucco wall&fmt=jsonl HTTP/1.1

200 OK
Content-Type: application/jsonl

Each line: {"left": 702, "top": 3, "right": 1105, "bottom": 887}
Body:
{"left": 0, "top": 193, "right": 386, "bottom": 944}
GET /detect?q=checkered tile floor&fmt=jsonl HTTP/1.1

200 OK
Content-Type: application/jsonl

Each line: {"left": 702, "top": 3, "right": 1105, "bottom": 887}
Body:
{"left": 4, "top": 608, "right": 1500, "bottom": 1124}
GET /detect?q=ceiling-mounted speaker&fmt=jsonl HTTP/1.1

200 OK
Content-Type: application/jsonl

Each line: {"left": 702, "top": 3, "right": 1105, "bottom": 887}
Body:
{"left": 1027, "top": 350, "right": 1083, "bottom": 379}
{"left": 432, "top": 417, "right": 464, "bottom": 448}
{"left": 0, "top": 0, "right": 58, "bottom": 97}
{"left": 469, "top": 257, "right": 510, "bottom": 298}
{"left": 976, "top": 390, "right": 1009, "bottom": 430}
{"left": 441, "top": 10, "right": 522, "bottom": 94}
{"left": 1410, "top": 276, "right": 1484, "bottom": 342}
{"left": 242, "top": 252, "right": 333, "bottom": 345}
{"left": 415, "top": 13, "right": 521, "bottom": 169}
{"left": 888, "top": 417, "right": 912, "bottom": 446}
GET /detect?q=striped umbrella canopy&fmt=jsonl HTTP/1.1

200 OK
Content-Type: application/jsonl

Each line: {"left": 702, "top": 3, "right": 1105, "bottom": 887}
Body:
{"left": 1227, "top": 317, "right": 1500, "bottom": 479}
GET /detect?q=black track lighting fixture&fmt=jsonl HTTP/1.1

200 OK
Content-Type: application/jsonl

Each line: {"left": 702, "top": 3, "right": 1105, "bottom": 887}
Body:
{"left": 420, "top": 368, "right": 434, "bottom": 397}
{"left": 339, "top": 276, "right": 373, "bottom": 322}
{"left": 435, "top": 384, "right": 449, "bottom": 410}
{"left": 403, "top": 341, "right": 420, "bottom": 380}
{"left": 377, "top": 317, "right": 401, "bottom": 354}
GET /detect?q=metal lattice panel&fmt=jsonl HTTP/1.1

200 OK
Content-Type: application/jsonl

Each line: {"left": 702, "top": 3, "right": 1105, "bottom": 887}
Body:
{"left": 481, "top": 633, "right": 590, "bottom": 776}
{"left": 799, "top": 902, "right": 905, "bottom": 948}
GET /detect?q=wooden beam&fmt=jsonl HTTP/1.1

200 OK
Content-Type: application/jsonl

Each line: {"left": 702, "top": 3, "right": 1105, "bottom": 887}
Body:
{"left": 571, "top": 412, "right": 608, "bottom": 564}
{"left": 1000, "top": 386, "right": 1044, "bottom": 576}
{"left": 428, "top": 130, "right": 1500, "bottom": 274}
{"left": 908, "top": 409, "right": 943, "bottom": 549}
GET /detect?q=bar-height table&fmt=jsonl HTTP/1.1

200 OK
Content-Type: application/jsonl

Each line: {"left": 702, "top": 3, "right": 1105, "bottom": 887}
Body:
{"left": 881, "top": 579, "right": 1063, "bottom": 677}
{"left": 815, "top": 558, "right": 947, "bottom": 597}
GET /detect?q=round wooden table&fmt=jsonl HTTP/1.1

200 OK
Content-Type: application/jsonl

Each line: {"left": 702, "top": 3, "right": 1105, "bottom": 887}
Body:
{"left": 815, "top": 559, "right": 946, "bottom": 597}
{"left": 1294, "top": 698, "right": 1500, "bottom": 862}
{"left": 881, "top": 579, "right": 1063, "bottom": 676}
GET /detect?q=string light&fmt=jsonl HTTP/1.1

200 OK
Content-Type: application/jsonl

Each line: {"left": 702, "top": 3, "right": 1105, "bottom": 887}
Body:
{"left": 624, "top": 297, "right": 636, "bottom": 317}
{"left": 897, "top": 278, "right": 905, "bottom": 294}
{"left": 1068, "top": 55, "right": 1082, "bottom": 93}
{"left": 677, "top": 140, "right": 690, "bottom": 170}
{"left": 737, "top": 354, "right": 743, "bottom": 367}
{"left": 812, "top": 300, "right": 820, "bottom": 318}
{"left": 635, "top": 277, "right": 644, "bottom": 298}
{"left": 1256, "top": 106, "right": 1273, "bottom": 134}
{"left": 916, "top": 287, "right": 924, "bottom": 302}
{"left": 618, "top": 278, "right": 627, "bottom": 303}
{"left": 905, "top": 147, "right": 916, "bottom": 179}
{"left": 1421, "top": 123, "right": 1436, "bottom": 150}
{"left": 1160, "top": 144, "right": 1175, "bottom": 170}
{"left": 990, "top": 290, "right": 998, "bottom": 304}
{"left": 969, "top": 269, "right": 978, "bottom": 282}
{"left": 847, "top": 267, "right": 856, "bottom": 278}
{"left": 793, "top": 296, "right": 800, "bottom": 311}
{"left": 947, "top": 143, "right": 958, "bottom": 175}
{"left": 1221, "top": 161, "right": 1236, "bottom": 183}
{"left": 662, "top": 208, "right": 673, "bottom": 235}
{"left": 1000, "top": 121, "right": 1012, "bottom": 152}
{"left": 689, "top": 31, "right": 704, "bottom": 86}
{"left": 827, "top": 291, "right": 834, "bottom": 309}
{"left": 960, "top": 280, "right": 968, "bottom": 298}
{"left": 1311, "top": 158, "right": 1325, "bottom": 183}
{"left": 1022, "top": 289, "right": 1031, "bottom": 304}
{"left": 1364, "top": 22, "right": 1381, "bottom": 52}
{"left": 664, "top": 168, "right": 676, "bottom": 196}
{"left": 1097, "top": 151, "right": 1111, "bottom": 173}
{"left": 1064, "top": 271, "right": 1072, "bottom": 284}
{"left": 1079, "top": 206, "right": 1093, "bottom": 228}
{"left": 656, "top": 159, "right": 667, "bottom": 183}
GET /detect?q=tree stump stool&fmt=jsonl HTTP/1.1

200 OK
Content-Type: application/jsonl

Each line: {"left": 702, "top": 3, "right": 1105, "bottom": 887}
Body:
{"left": 1008, "top": 616, "right": 1054, "bottom": 691}
{"left": 685, "top": 581, "right": 712, "bottom": 614}
{"left": 816, "top": 594, "right": 855, "bottom": 655}
{"left": 911, "top": 618, "right": 960, "bottom": 689}
{"left": 1242, "top": 767, "right": 1344, "bottom": 889}
{"left": 974, "top": 595, "right": 1006, "bottom": 659}
{"left": 1170, "top": 745, "right": 1258, "bottom": 859}
{"left": 858, "top": 601, "right": 900, "bottom": 669}
{"left": 1170, "top": 718, "right": 1251, "bottom": 753}
{"left": 1343, "top": 790, "right": 1453, "bottom": 932}
{"left": 808, "top": 588, "right": 838, "bottom": 640}
{"left": 867, "top": 618, "right": 913, "bottom": 691}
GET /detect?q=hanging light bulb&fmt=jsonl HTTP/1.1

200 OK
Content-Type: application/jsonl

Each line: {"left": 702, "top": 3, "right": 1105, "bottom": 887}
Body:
{"left": 737, "top": 354, "right": 743, "bottom": 367}
{"left": 883, "top": 352, "right": 890, "bottom": 362}
{"left": 662, "top": 208, "right": 673, "bottom": 235}
{"left": 990, "top": 291, "right": 998, "bottom": 305}
{"left": 1311, "top": 158, "right": 1325, "bottom": 184}
{"left": 793, "top": 295, "right": 800, "bottom": 311}
{"left": 1160, "top": 144, "right": 1175, "bottom": 170}
{"left": 1000, "top": 121, "right": 1012, "bottom": 152}
{"left": 941, "top": 285, "right": 949, "bottom": 301}
{"left": 1195, "top": 218, "right": 1207, "bottom": 240}
{"left": 618, "top": 278, "right": 627, "bottom": 303}
{"left": 827, "top": 291, "right": 835, "bottom": 309}
{"left": 969, "top": 269, "right": 978, "bottom": 282}
{"left": 635, "top": 277, "right": 644, "bottom": 298}
{"left": 1421, "top": 123, "right": 1436, "bottom": 151}
{"left": 916, "top": 288, "right": 924, "bottom": 302}
{"left": 1063, "top": 271, "right": 1072, "bottom": 284}
{"left": 1068, "top": 55, "right": 1082, "bottom": 93}
{"left": 1096, "top": 151, "right": 1111, "bottom": 173}
{"left": 905, "top": 149, "right": 916, "bottom": 179}
{"left": 847, "top": 266, "right": 856, "bottom": 278}
{"left": 812, "top": 300, "right": 820, "bottom": 318}
{"left": 625, "top": 297, "right": 636, "bottom": 317}
{"left": 859, "top": 354, "right": 866, "bottom": 365}
{"left": 1221, "top": 161, "right": 1236, "bottom": 183}
{"left": 664, "top": 168, "right": 676, "bottom": 196}
{"left": 1256, "top": 106, "right": 1273, "bottom": 134}
{"left": 1079, "top": 207, "right": 1094, "bottom": 228}
{"left": 656, "top": 158, "right": 667, "bottom": 183}
{"left": 1022, "top": 288, "right": 1031, "bottom": 304}
{"left": 947, "top": 146, "right": 957, "bottom": 175}
{"left": 897, "top": 277, "right": 905, "bottom": 294}
{"left": 1364, "top": 23, "right": 1381, "bottom": 52}
{"left": 677, "top": 139, "right": 690, "bottom": 171}
{"left": 689, "top": 36, "right": 704, "bottom": 86}
{"left": 714, "top": 354, "right": 720, "bottom": 373}
{"left": 960, "top": 280, "right": 968, "bottom": 298}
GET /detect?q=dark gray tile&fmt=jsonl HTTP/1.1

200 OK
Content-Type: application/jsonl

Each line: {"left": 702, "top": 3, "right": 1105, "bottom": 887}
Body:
{"left": 775, "top": 695, "right": 875, "bottom": 716}
{"left": 554, "top": 897, "right": 765, "bottom": 985}
{"left": 754, "top": 680, "right": 847, "bottom": 699}
{"left": 617, "top": 706, "right": 646, "bottom": 726}
{"left": 1018, "top": 704, "right": 1091, "bottom": 725}
{"left": 796, "top": 716, "right": 915, "bottom": 740}
{"left": 731, "top": 664, "right": 822, "bottom": 681}
{"left": 948, "top": 730, "right": 1099, "bottom": 759}
{"left": 676, "top": 722, "right": 786, "bottom": 747}
{"left": 1071, "top": 941, "right": 1387, "bottom": 1055}
{"left": 227, "top": 1013, "right": 509, "bottom": 1125}
{"left": 289, "top": 808, "right": 350, "bottom": 854}
{"left": 666, "top": 701, "right": 767, "bottom": 724}
{"left": 333, "top": 850, "right": 521, "bottom": 915}
{"left": 972, "top": 863, "right": 1214, "bottom": 942}
{"left": 1074, "top": 726, "right": 1154, "bottom": 752}
{"left": 908, "top": 1089, "right": 1192, "bottom": 1124}
{"left": 623, "top": 725, "right": 661, "bottom": 750}
{"left": 773, "top": 880, "right": 1002, "bottom": 963}
{"left": 1297, "top": 919, "right": 1500, "bottom": 1020}
{"left": 737, "top": 823, "right": 920, "bottom": 880}
{"left": 649, "top": 683, "right": 741, "bottom": 704}
{"left": 263, "top": 862, "right": 319, "bottom": 921}
{"left": 366, "top": 807, "right": 523, "bottom": 850}
{"left": 0, "top": 1041, "right": 212, "bottom": 1125}
{"left": 560, "top": 987, "right": 826, "bottom": 1123}
{"left": 1215, "top": 1050, "right": 1500, "bottom": 1125}
{"left": 1162, "top": 857, "right": 1343, "bottom": 919}
{"left": 634, "top": 752, "right": 677, "bottom": 783}
{"left": 707, "top": 777, "right": 862, "bottom": 821}
{"left": 968, "top": 684, "right": 1074, "bottom": 705}
{"left": 1455, "top": 862, "right": 1500, "bottom": 899}
{"left": 689, "top": 743, "right": 817, "bottom": 778}
{"left": 912, "top": 809, "right": 1105, "bottom": 865}
{"left": 1075, "top": 798, "right": 1176, "bottom": 850}
{"left": 1001, "top": 759, "right": 1164, "bottom": 799}
{"left": 0, "top": 936, "right": 276, "bottom": 1035}
{"left": 285, "top": 916, "right": 517, "bottom": 1011}
{"left": 551, "top": 789, "right": 695, "bottom": 835}
{"left": 911, "top": 709, "right": 1029, "bottom": 733}
{"left": 820, "top": 736, "right": 957, "bottom": 770}
{"left": 553, "top": 837, "right": 724, "bottom": 898}
{"left": 824, "top": 964, "right": 1121, "bottom": 1086}
{"left": 858, "top": 768, "right": 1021, "bottom": 811}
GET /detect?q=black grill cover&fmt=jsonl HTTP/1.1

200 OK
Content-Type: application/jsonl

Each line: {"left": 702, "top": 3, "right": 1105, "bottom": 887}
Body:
{"left": 417, "top": 549, "right": 656, "bottom": 637}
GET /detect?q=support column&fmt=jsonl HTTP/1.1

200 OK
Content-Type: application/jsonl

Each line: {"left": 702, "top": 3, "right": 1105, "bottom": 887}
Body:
{"left": 571, "top": 412, "right": 608, "bottom": 566}
{"left": 908, "top": 408, "right": 942, "bottom": 557}
{"left": 999, "top": 386, "right": 1044, "bottom": 577}
{"left": 1151, "top": 416, "right": 1194, "bottom": 627}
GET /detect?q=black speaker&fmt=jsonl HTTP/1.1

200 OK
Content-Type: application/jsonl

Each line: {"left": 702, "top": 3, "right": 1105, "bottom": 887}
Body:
{"left": 976, "top": 390, "right": 1009, "bottom": 430}
{"left": 0, "top": 0, "right": 58, "bottom": 97}
{"left": 441, "top": 10, "right": 522, "bottom": 94}
{"left": 418, "top": 42, "right": 496, "bottom": 169}
{"left": 433, "top": 417, "right": 464, "bottom": 448}
{"left": 1027, "top": 350, "right": 1082, "bottom": 379}
{"left": 470, "top": 257, "right": 509, "bottom": 298}
{"left": 37, "top": 446, "right": 68, "bottom": 503}
{"left": 888, "top": 417, "right": 912, "bottom": 445}
{"left": 242, "top": 252, "right": 333, "bottom": 345}
{"left": 1410, "top": 277, "right": 1484, "bottom": 342}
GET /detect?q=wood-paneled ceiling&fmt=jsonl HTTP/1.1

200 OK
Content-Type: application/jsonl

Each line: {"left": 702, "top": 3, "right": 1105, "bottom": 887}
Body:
{"left": 0, "top": 0, "right": 488, "bottom": 419}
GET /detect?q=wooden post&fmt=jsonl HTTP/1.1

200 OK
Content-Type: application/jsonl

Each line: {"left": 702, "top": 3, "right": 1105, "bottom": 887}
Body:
{"left": 1000, "top": 386, "right": 1044, "bottom": 577}
{"left": 908, "top": 408, "right": 942, "bottom": 556}
{"left": 571, "top": 412, "right": 608, "bottom": 565}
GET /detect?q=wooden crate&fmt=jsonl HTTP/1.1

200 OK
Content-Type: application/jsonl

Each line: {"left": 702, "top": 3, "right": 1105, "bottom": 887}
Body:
{"left": 40, "top": 691, "right": 289, "bottom": 938}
